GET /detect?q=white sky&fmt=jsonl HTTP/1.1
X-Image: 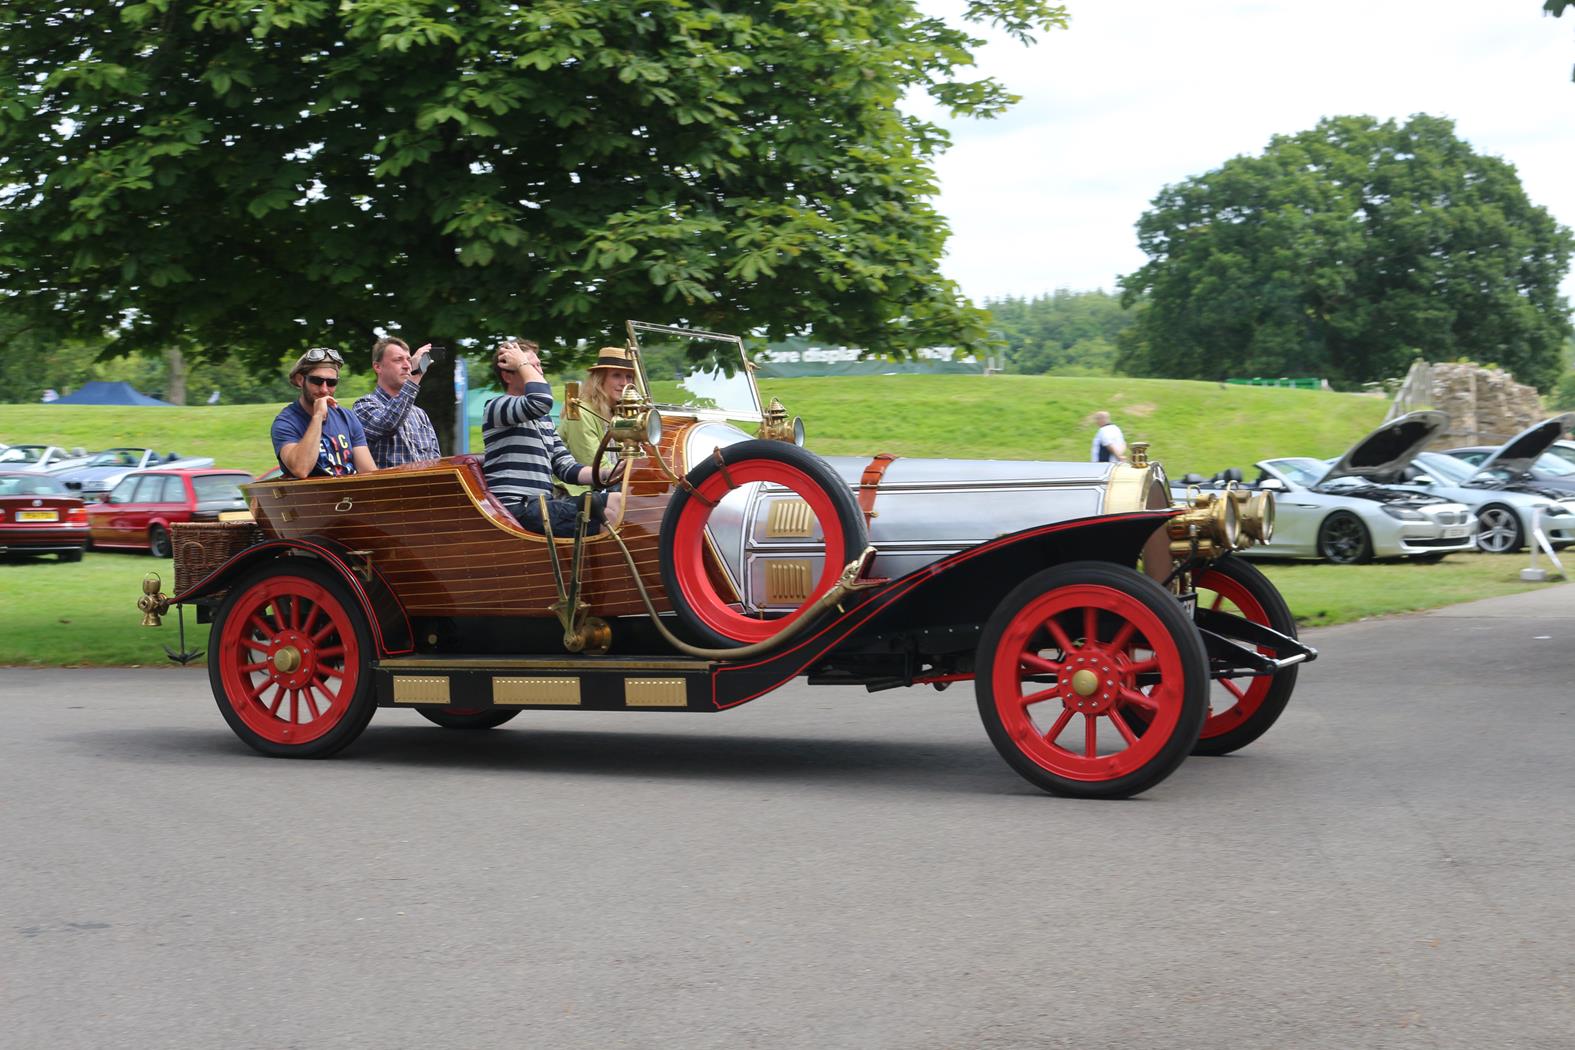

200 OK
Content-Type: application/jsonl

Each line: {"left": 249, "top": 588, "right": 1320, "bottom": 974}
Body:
{"left": 916, "top": 1, "right": 1575, "bottom": 304}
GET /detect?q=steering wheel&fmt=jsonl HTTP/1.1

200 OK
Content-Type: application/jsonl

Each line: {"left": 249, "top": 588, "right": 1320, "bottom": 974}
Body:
{"left": 590, "top": 430, "right": 624, "bottom": 490}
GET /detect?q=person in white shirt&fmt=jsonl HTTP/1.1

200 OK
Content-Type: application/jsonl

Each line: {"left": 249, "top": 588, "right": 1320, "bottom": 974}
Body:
{"left": 1090, "top": 411, "right": 1127, "bottom": 464}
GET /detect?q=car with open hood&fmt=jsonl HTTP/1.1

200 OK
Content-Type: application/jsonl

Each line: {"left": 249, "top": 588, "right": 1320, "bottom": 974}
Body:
{"left": 1174, "top": 411, "right": 1477, "bottom": 564}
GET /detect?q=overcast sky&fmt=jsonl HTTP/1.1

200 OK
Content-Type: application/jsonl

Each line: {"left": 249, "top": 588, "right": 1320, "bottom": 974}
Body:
{"left": 915, "top": 1, "right": 1575, "bottom": 304}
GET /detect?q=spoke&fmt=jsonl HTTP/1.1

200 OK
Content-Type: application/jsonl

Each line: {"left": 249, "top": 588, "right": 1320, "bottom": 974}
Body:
{"left": 1084, "top": 713, "right": 1098, "bottom": 757}
{"left": 1018, "top": 685, "right": 1060, "bottom": 708}
{"left": 318, "top": 665, "right": 344, "bottom": 681}
{"left": 264, "top": 601, "right": 284, "bottom": 633}
{"left": 315, "top": 645, "right": 345, "bottom": 659}
{"left": 265, "top": 685, "right": 284, "bottom": 715}
{"left": 1209, "top": 591, "right": 1224, "bottom": 611}
{"left": 1109, "top": 708, "right": 1139, "bottom": 746}
{"left": 1219, "top": 677, "right": 1249, "bottom": 703}
{"left": 247, "top": 614, "right": 275, "bottom": 640}
{"left": 1020, "top": 651, "right": 1061, "bottom": 675}
{"left": 1043, "top": 706, "right": 1075, "bottom": 744}
{"left": 289, "top": 689, "right": 299, "bottom": 725}
{"left": 301, "top": 601, "right": 321, "bottom": 637}
{"left": 243, "top": 676, "right": 272, "bottom": 702}
{"left": 311, "top": 620, "right": 337, "bottom": 644}
{"left": 289, "top": 598, "right": 302, "bottom": 631}
{"left": 1046, "top": 617, "right": 1077, "bottom": 655}
{"left": 1083, "top": 606, "right": 1099, "bottom": 647}
{"left": 300, "top": 688, "right": 321, "bottom": 720}
{"left": 314, "top": 674, "right": 342, "bottom": 703}
{"left": 239, "top": 660, "right": 269, "bottom": 674}
{"left": 1120, "top": 686, "right": 1159, "bottom": 715}
{"left": 241, "top": 640, "right": 271, "bottom": 655}
{"left": 1108, "top": 620, "right": 1136, "bottom": 654}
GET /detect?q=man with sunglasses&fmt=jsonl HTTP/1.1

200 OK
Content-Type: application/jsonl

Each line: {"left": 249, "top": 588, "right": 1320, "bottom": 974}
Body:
{"left": 271, "top": 348, "right": 378, "bottom": 479}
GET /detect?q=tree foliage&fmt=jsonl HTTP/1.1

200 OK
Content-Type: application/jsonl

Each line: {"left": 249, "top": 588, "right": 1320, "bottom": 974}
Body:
{"left": 0, "top": 0, "right": 1067, "bottom": 445}
{"left": 1116, "top": 115, "right": 1574, "bottom": 391}
{"left": 984, "top": 290, "right": 1132, "bottom": 375}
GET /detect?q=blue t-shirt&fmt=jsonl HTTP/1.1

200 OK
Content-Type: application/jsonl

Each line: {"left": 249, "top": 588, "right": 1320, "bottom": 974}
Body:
{"left": 271, "top": 400, "right": 369, "bottom": 477}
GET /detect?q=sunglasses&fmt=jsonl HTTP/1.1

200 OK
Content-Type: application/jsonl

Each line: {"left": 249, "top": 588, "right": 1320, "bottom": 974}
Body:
{"left": 303, "top": 347, "right": 344, "bottom": 365}
{"left": 305, "top": 375, "right": 339, "bottom": 388}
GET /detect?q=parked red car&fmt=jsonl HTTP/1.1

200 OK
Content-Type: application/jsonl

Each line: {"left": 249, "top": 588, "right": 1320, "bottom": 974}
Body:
{"left": 0, "top": 472, "right": 88, "bottom": 561}
{"left": 88, "top": 469, "right": 252, "bottom": 556}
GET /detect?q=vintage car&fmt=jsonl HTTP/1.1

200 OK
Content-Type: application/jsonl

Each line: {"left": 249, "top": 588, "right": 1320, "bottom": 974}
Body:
{"left": 1174, "top": 412, "right": 1477, "bottom": 564}
{"left": 52, "top": 447, "right": 216, "bottom": 499}
{"left": 0, "top": 472, "right": 89, "bottom": 560}
{"left": 139, "top": 322, "right": 1314, "bottom": 799}
{"left": 89, "top": 468, "right": 253, "bottom": 556}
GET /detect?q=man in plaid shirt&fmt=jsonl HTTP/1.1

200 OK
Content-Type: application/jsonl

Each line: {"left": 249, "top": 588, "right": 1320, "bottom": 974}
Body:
{"left": 352, "top": 336, "right": 442, "bottom": 467}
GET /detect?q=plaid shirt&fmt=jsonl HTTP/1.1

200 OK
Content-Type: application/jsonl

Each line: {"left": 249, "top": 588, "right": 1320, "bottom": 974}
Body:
{"left": 352, "top": 381, "right": 441, "bottom": 467}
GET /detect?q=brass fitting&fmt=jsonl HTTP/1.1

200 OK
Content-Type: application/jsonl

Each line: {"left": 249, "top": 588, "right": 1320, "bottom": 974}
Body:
{"left": 139, "top": 572, "right": 171, "bottom": 627}
{"left": 562, "top": 380, "right": 581, "bottom": 421}
{"left": 756, "top": 397, "right": 805, "bottom": 445}
{"left": 1130, "top": 441, "right": 1150, "bottom": 467}
{"left": 1228, "top": 488, "right": 1276, "bottom": 545}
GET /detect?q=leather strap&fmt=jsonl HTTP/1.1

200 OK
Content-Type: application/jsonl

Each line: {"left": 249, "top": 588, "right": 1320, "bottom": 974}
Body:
{"left": 857, "top": 453, "right": 898, "bottom": 524}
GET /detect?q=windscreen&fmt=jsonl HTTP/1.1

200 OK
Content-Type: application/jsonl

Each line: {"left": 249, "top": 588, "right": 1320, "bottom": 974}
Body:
{"left": 626, "top": 321, "right": 761, "bottom": 421}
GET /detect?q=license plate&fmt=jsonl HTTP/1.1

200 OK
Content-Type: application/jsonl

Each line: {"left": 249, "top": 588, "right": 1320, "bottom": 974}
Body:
{"left": 1179, "top": 593, "right": 1197, "bottom": 618}
{"left": 1442, "top": 525, "right": 1469, "bottom": 538}
{"left": 17, "top": 509, "right": 58, "bottom": 522}
{"left": 217, "top": 510, "right": 254, "bottom": 522}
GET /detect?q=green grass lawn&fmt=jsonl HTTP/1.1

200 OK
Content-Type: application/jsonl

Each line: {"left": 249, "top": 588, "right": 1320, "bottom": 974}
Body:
{"left": 4, "top": 372, "right": 1386, "bottom": 479}
{"left": 0, "top": 547, "right": 1559, "bottom": 667}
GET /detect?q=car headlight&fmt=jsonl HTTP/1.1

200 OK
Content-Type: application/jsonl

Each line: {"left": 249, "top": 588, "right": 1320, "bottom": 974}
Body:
{"left": 1381, "top": 506, "right": 1426, "bottom": 521}
{"left": 1543, "top": 504, "right": 1571, "bottom": 516}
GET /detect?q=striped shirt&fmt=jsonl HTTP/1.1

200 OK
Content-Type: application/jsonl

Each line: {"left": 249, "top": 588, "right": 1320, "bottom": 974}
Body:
{"left": 482, "top": 382, "right": 581, "bottom": 501}
{"left": 352, "top": 381, "right": 441, "bottom": 467}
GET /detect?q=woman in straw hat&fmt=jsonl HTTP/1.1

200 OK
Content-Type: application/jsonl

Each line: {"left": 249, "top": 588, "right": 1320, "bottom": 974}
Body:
{"left": 559, "top": 346, "right": 638, "bottom": 496}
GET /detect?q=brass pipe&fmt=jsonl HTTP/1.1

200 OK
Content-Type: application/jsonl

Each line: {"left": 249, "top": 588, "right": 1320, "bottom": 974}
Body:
{"left": 603, "top": 527, "right": 878, "bottom": 660}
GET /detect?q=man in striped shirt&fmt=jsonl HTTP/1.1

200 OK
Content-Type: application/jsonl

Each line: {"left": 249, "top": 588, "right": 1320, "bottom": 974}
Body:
{"left": 352, "top": 336, "right": 442, "bottom": 467}
{"left": 483, "top": 339, "right": 624, "bottom": 534}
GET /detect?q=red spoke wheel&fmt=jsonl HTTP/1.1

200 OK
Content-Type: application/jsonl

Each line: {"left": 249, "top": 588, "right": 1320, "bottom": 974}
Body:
{"left": 207, "top": 560, "right": 377, "bottom": 758}
{"left": 415, "top": 707, "right": 522, "bottom": 730}
{"left": 1189, "top": 557, "right": 1299, "bottom": 756}
{"left": 975, "top": 562, "right": 1207, "bottom": 799}
{"left": 659, "top": 439, "right": 867, "bottom": 647}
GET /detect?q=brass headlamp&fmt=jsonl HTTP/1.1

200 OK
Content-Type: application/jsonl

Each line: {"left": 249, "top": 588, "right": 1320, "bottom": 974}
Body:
{"left": 1169, "top": 489, "right": 1240, "bottom": 558}
{"left": 610, "top": 384, "right": 662, "bottom": 453}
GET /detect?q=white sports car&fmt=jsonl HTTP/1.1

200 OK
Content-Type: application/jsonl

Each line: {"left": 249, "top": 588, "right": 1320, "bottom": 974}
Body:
{"left": 1175, "top": 412, "right": 1477, "bottom": 564}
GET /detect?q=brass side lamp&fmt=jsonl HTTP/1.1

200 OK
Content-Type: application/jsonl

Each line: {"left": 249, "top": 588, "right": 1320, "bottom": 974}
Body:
{"left": 757, "top": 397, "right": 806, "bottom": 446}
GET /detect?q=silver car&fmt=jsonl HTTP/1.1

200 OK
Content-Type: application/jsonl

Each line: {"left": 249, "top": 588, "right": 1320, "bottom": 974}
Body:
{"left": 1389, "top": 450, "right": 1575, "bottom": 553}
{"left": 1176, "top": 412, "right": 1477, "bottom": 564}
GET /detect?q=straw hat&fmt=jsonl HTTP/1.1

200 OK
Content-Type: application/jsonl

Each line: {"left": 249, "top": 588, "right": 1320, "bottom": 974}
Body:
{"left": 588, "top": 346, "right": 636, "bottom": 372}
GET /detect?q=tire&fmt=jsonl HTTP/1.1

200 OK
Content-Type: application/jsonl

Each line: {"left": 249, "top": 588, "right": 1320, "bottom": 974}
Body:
{"left": 1315, "top": 511, "right": 1371, "bottom": 564}
{"left": 1474, "top": 504, "right": 1523, "bottom": 554}
{"left": 1189, "top": 558, "right": 1299, "bottom": 756}
{"left": 207, "top": 560, "right": 377, "bottom": 758}
{"left": 974, "top": 561, "right": 1208, "bottom": 799}
{"left": 148, "top": 524, "right": 171, "bottom": 558}
{"left": 59, "top": 548, "right": 84, "bottom": 563}
{"left": 415, "top": 707, "right": 521, "bottom": 730}
{"left": 659, "top": 439, "right": 867, "bottom": 647}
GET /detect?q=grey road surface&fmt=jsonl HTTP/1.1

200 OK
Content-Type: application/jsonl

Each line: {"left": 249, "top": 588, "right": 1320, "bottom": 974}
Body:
{"left": 3, "top": 586, "right": 1573, "bottom": 1050}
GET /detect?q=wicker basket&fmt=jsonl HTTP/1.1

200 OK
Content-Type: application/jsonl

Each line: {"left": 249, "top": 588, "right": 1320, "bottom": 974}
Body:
{"left": 172, "top": 520, "right": 264, "bottom": 594}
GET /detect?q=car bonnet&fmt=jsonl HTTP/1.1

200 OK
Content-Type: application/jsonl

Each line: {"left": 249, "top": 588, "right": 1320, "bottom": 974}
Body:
{"left": 1470, "top": 414, "right": 1575, "bottom": 478}
{"left": 1321, "top": 410, "right": 1448, "bottom": 484}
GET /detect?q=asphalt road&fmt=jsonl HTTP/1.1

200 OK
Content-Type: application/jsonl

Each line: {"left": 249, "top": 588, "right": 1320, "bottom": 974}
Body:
{"left": 4, "top": 586, "right": 1574, "bottom": 1050}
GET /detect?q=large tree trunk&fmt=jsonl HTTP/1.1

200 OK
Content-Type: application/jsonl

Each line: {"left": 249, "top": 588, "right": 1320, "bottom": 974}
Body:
{"left": 165, "top": 345, "right": 187, "bottom": 405}
{"left": 417, "top": 351, "right": 457, "bottom": 456}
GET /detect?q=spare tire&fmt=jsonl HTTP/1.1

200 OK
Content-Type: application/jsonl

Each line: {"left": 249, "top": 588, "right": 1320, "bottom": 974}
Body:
{"left": 659, "top": 439, "right": 867, "bottom": 647}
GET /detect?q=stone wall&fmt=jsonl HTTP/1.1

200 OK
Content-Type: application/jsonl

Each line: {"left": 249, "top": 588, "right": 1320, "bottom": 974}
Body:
{"left": 1418, "top": 363, "right": 1545, "bottom": 449}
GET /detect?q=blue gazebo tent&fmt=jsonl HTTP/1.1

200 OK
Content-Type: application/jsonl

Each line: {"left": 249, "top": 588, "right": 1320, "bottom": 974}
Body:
{"left": 49, "top": 381, "right": 174, "bottom": 406}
